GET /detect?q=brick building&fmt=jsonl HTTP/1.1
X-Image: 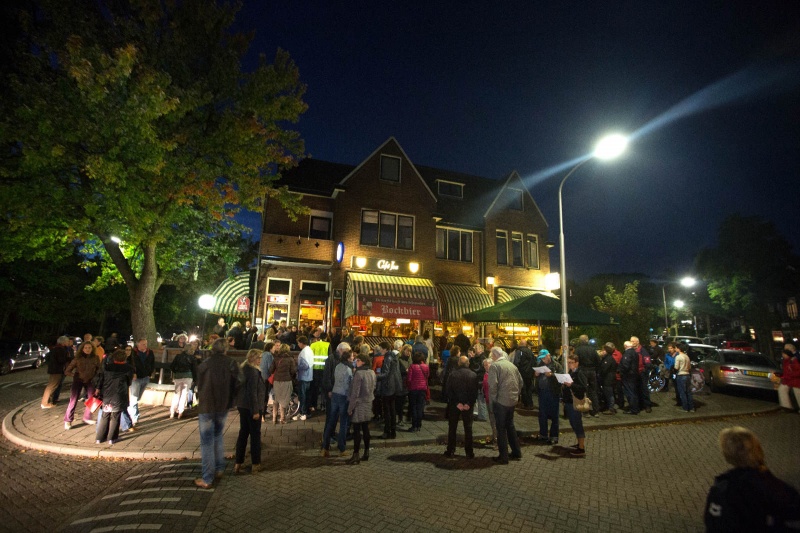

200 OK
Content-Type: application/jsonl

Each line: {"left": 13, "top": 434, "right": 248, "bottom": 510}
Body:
{"left": 255, "top": 137, "right": 553, "bottom": 345}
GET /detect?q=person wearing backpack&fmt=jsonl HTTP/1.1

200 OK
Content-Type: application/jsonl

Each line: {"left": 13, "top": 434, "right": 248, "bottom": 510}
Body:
{"left": 293, "top": 336, "right": 314, "bottom": 421}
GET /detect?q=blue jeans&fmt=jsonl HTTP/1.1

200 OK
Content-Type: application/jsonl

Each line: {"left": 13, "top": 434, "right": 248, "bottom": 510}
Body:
{"left": 408, "top": 390, "right": 426, "bottom": 429}
{"left": 474, "top": 392, "right": 488, "bottom": 421}
{"left": 119, "top": 409, "right": 133, "bottom": 432}
{"left": 199, "top": 411, "right": 228, "bottom": 484}
{"left": 493, "top": 402, "right": 521, "bottom": 460}
{"left": 676, "top": 375, "right": 694, "bottom": 411}
{"left": 564, "top": 402, "right": 585, "bottom": 438}
{"left": 127, "top": 377, "right": 149, "bottom": 424}
{"left": 322, "top": 393, "right": 350, "bottom": 452}
{"left": 622, "top": 374, "right": 639, "bottom": 414}
{"left": 538, "top": 388, "right": 559, "bottom": 439}
{"left": 298, "top": 380, "right": 311, "bottom": 416}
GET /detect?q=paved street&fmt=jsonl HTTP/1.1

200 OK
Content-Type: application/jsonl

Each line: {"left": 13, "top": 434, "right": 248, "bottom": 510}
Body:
{"left": 1, "top": 367, "right": 798, "bottom": 532}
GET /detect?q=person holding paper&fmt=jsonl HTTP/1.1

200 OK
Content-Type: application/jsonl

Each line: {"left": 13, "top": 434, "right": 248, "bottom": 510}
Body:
{"left": 562, "top": 354, "right": 588, "bottom": 456}
{"left": 534, "top": 349, "right": 562, "bottom": 445}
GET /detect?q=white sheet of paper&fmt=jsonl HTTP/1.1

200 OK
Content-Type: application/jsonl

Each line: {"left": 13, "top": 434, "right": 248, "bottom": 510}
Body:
{"left": 533, "top": 366, "right": 551, "bottom": 375}
{"left": 555, "top": 373, "right": 573, "bottom": 384}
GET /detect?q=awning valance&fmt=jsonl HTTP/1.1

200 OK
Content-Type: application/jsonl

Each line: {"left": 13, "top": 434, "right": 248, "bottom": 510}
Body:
{"left": 210, "top": 272, "right": 251, "bottom": 318}
{"left": 345, "top": 273, "right": 439, "bottom": 320}
{"left": 496, "top": 287, "right": 556, "bottom": 304}
{"left": 437, "top": 283, "right": 493, "bottom": 322}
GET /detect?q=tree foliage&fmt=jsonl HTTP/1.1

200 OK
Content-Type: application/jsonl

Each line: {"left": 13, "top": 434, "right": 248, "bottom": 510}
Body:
{"left": 696, "top": 214, "right": 800, "bottom": 348}
{"left": 588, "top": 281, "right": 653, "bottom": 347}
{"left": 0, "top": 0, "right": 308, "bottom": 343}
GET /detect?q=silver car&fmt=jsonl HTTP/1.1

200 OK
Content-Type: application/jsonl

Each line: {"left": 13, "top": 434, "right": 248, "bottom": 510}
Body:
{"left": 698, "top": 349, "right": 779, "bottom": 392}
{"left": 0, "top": 341, "right": 49, "bottom": 375}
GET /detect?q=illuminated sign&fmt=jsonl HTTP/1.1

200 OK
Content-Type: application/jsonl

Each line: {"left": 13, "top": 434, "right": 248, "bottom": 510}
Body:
{"left": 336, "top": 242, "right": 345, "bottom": 263}
{"left": 236, "top": 296, "right": 250, "bottom": 312}
{"left": 357, "top": 295, "right": 438, "bottom": 320}
{"left": 350, "top": 256, "right": 422, "bottom": 274}
{"left": 267, "top": 295, "right": 289, "bottom": 304}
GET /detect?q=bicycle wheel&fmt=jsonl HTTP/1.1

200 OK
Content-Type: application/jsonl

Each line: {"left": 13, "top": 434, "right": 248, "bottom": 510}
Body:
{"left": 646, "top": 368, "right": 665, "bottom": 393}
{"left": 286, "top": 393, "right": 300, "bottom": 418}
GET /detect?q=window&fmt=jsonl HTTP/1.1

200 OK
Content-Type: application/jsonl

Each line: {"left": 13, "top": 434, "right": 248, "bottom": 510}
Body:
{"left": 438, "top": 181, "right": 464, "bottom": 198}
{"left": 526, "top": 234, "right": 540, "bottom": 269}
{"left": 361, "top": 209, "right": 414, "bottom": 250}
{"left": 436, "top": 228, "right": 472, "bottom": 262}
{"left": 360, "top": 210, "right": 379, "bottom": 246}
{"left": 502, "top": 188, "right": 523, "bottom": 211}
{"left": 301, "top": 281, "right": 327, "bottom": 292}
{"left": 309, "top": 215, "right": 332, "bottom": 240}
{"left": 511, "top": 232, "right": 523, "bottom": 266}
{"left": 380, "top": 155, "right": 401, "bottom": 182}
{"left": 267, "top": 278, "right": 291, "bottom": 295}
{"left": 496, "top": 230, "right": 508, "bottom": 265}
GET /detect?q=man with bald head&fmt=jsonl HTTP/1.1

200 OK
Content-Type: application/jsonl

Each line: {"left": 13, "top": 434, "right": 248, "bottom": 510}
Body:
{"left": 444, "top": 355, "right": 479, "bottom": 459}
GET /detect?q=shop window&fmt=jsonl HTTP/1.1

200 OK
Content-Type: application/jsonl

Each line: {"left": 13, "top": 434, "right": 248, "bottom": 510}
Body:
{"left": 361, "top": 209, "right": 414, "bottom": 250}
{"left": 267, "top": 278, "right": 290, "bottom": 295}
{"left": 496, "top": 230, "right": 508, "bottom": 265}
{"left": 527, "top": 234, "right": 540, "bottom": 269}
{"left": 511, "top": 232, "right": 523, "bottom": 267}
{"left": 380, "top": 154, "right": 401, "bottom": 182}
{"left": 301, "top": 281, "right": 327, "bottom": 292}
{"left": 309, "top": 215, "right": 332, "bottom": 240}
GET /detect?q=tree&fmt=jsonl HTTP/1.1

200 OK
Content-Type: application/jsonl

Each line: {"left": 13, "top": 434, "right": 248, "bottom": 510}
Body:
{"left": 588, "top": 281, "right": 653, "bottom": 347}
{"left": 0, "top": 1, "right": 307, "bottom": 344}
{"left": 696, "top": 214, "right": 800, "bottom": 350}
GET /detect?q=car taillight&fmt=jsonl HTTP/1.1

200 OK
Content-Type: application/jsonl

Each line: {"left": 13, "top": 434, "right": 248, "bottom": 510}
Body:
{"left": 720, "top": 366, "right": 739, "bottom": 373}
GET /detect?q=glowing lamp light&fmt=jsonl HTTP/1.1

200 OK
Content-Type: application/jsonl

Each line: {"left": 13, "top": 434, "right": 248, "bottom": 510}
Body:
{"left": 486, "top": 276, "right": 495, "bottom": 286}
{"left": 409, "top": 262, "right": 420, "bottom": 274}
{"left": 544, "top": 272, "right": 561, "bottom": 291}
{"left": 680, "top": 276, "right": 696, "bottom": 288}
{"left": 110, "top": 236, "right": 122, "bottom": 244}
{"left": 396, "top": 318, "right": 411, "bottom": 324}
{"left": 198, "top": 294, "right": 216, "bottom": 311}
{"left": 355, "top": 256, "right": 367, "bottom": 269}
{"left": 674, "top": 299, "right": 685, "bottom": 309}
{"left": 593, "top": 133, "right": 628, "bottom": 160}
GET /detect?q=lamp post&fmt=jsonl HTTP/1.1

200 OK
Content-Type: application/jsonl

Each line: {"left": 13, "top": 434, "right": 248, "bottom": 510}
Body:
{"left": 198, "top": 294, "right": 216, "bottom": 344}
{"left": 661, "top": 276, "right": 696, "bottom": 337}
{"left": 558, "top": 134, "right": 628, "bottom": 367}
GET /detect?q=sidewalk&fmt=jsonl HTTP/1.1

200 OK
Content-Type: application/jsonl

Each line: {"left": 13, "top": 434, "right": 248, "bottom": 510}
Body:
{"left": 2, "top": 389, "right": 780, "bottom": 460}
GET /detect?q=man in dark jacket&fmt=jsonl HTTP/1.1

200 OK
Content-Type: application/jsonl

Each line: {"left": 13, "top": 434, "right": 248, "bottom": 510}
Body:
{"left": 598, "top": 343, "right": 619, "bottom": 414}
{"left": 575, "top": 335, "right": 600, "bottom": 417}
{"left": 631, "top": 336, "right": 653, "bottom": 413}
{"left": 444, "top": 356, "right": 479, "bottom": 459}
{"left": 127, "top": 338, "right": 155, "bottom": 427}
{"left": 376, "top": 341, "right": 402, "bottom": 439}
{"left": 41, "top": 336, "right": 71, "bottom": 408}
{"left": 469, "top": 343, "right": 489, "bottom": 421}
{"left": 514, "top": 340, "right": 535, "bottom": 408}
{"left": 195, "top": 338, "right": 240, "bottom": 489}
{"left": 618, "top": 341, "right": 640, "bottom": 414}
{"left": 453, "top": 331, "right": 471, "bottom": 355}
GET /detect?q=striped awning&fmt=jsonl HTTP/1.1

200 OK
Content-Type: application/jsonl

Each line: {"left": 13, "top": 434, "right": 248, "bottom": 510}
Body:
{"left": 345, "top": 272, "right": 439, "bottom": 320}
{"left": 496, "top": 287, "right": 556, "bottom": 304}
{"left": 210, "top": 272, "right": 251, "bottom": 318}
{"left": 437, "top": 284, "right": 493, "bottom": 322}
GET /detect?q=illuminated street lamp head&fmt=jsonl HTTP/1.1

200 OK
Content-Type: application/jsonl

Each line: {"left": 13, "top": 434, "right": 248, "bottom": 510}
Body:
{"left": 198, "top": 294, "right": 216, "bottom": 311}
{"left": 680, "top": 276, "right": 696, "bottom": 288}
{"left": 593, "top": 133, "right": 628, "bottom": 160}
{"left": 674, "top": 299, "right": 685, "bottom": 309}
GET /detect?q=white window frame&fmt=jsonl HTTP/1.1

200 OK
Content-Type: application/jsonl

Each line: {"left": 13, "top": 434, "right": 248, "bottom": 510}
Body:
{"left": 511, "top": 232, "right": 523, "bottom": 267}
{"left": 308, "top": 210, "right": 333, "bottom": 240}
{"left": 380, "top": 154, "right": 401, "bottom": 183}
{"left": 437, "top": 180, "right": 464, "bottom": 199}
{"left": 360, "top": 208, "right": 414, "bottom": 250}
{"left": 435, "top": 227, "right": 473, "bottom": 262}
{"left": 506, "top": 188, "right": 524, "bottom": 211}
{"left": 496, "top": 230, "right": 508, "bottom": 266}
{"left": 527, "top": 234, "right": 540, "bottom": 269}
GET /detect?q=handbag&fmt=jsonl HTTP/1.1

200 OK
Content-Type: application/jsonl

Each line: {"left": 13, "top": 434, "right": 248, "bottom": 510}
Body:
{"left": 267, "top": 373, "right": 275, "bottom": 385}
{"left": 84, "top": 395, "right": 103, "bottom": 414}
{"left": 573, "top": 394, "right": 592, "bottom": 413}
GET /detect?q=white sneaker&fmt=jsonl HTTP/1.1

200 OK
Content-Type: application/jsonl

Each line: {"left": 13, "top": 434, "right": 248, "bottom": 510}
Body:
{"left": 291, "top": 415, "right": 299, "bottom": 421}
{"left": 64, "top": 422, "right": 71, "bottom": 430}
{"left": 299, "top": 415, "right": 307, "bottom": 421}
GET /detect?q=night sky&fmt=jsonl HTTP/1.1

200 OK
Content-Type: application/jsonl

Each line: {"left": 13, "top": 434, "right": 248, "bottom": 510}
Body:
{"left": 235, "top": 1, "right": 800, "bottom": 281}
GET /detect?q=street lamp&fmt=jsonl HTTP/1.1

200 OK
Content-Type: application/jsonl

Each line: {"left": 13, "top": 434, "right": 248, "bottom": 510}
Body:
{"left": 198, "top": 294, "right": 216, "bottom": 344}
{"left": 558, "top": 133, "right": 628, "bottom": 367}
{"left": 661, "top": 276, "right": 696, "bottom": 336}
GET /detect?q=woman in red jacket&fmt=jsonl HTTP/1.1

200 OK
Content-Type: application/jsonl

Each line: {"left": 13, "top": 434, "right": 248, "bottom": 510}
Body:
{"left": 778, "top": 348, "right": 800, "bottom": 413}
{"left": 405, "top": 351, "right": 429, "bottom": 432}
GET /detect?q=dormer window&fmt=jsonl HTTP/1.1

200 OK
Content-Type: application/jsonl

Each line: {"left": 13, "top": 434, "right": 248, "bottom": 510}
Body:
{"left": 380, "top": 155, "right": 401, "bottom": 183}
{"left": 437, "top": 180, "right": 464, "bottom": 198}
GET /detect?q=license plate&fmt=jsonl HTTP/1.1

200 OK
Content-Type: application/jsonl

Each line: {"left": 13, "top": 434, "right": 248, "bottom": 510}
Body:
{"left": 743, "top": 370, "right": 768, "bottom": 377}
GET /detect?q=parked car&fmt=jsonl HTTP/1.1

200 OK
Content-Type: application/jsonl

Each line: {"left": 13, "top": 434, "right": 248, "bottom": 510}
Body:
{"left": 0, "top": 340, "right": 49, "bottom": 375}
{"left": 697, "top": 349, "right": 779, "bottom": 393}
{"left": 720, "top": 340, "right": 753, "bottom": 351}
